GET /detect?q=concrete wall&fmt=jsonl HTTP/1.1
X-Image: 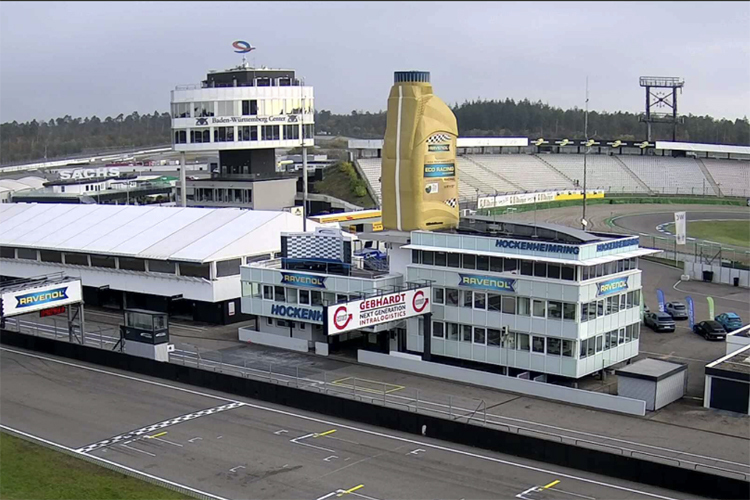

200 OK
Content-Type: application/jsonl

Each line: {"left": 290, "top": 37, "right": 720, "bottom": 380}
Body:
{"left": 358, "top": 350, "right": 646, "bottom": 416}
{"left": 238, "top": 327, "right": 309, "bottom": 352}
{"left": 684, "top": 262, "right": 749, "bottom": 288}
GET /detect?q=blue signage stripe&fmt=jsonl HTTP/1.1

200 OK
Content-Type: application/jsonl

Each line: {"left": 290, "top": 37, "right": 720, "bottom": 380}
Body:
{"left": 596, "top": 277, "right": 629, "bottom": 297}
{"left": 280, "top": 272, "right": 327, "bottom": 289}
{"left": 458, "top": 274, "right": 516, "bottom": 292}
{"left": 16, "top": 287, "right": 69, "bottom": 308}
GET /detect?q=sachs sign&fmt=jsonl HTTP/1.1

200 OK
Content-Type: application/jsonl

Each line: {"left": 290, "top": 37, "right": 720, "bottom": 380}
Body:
{"left": 326, "top": 287, "right": 431, "bottom": 335}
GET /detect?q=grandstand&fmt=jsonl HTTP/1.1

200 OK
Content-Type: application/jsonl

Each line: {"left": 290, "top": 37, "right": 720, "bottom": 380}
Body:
{"left": 618, "top": 156, "right": 718, "bottom": 196}
{"left": 702, "top": 159, "right": 750, "bottom": 198}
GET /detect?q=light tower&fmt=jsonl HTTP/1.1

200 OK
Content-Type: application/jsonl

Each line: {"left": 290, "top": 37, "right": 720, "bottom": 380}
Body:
{"left": 638, "top": 76, "right": 685, "bottom": 142}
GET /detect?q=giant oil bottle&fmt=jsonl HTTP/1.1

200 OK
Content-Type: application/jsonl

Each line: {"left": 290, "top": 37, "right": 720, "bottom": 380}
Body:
{"left": 381, "top": 71, "right": 459, "bottom": 231}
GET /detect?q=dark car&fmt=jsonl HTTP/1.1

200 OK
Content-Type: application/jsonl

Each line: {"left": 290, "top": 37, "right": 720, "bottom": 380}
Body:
{"left": 644, "top": 312, "right": 676, "bottom": 332}
{"left": 665, "top": 302, "right": 689, "bottom": 320}
{"left": 693, "top": 320, "right": 726, "bottom": 341}
{"left": 715, "top": 312, "right": 743, "bottom": 332}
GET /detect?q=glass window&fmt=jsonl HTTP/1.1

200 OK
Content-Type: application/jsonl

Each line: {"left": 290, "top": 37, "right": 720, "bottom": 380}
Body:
{"left": 533, "top": 261, "right": 547, "bottom": 277}
{"left": 266, "top": 317, "right": 273, "bottom": 326}
{"left": 422, "top": 251, "right": 434, "bottom": 265}
{"left": 242, "top": 99, "right": 258, "bottom": 116}
{"left": 634, "top": 323, "right": 640, "bottom": 340}
{"left": 634, "top": 290, "right": 641, "bottom": 308}
{"left": 517, "top": 333, "right": 530, "bottom": 351}
{"left": 626, "top": 291, "right": 634, "bottom": 308}
{"left": 490, "top": 256, "right": 503, "bottom": 273}
{"left": 502, "top": 296, "right": 516, "bottom": 315}
{"left": 147, "top": 259, "right": 173, "bottom": 273}
{"left": 588, "top": 302, "right": 597, "bottom": 321}
{"left": 506, "top": 331, "right": 517, "bottom": 350}
{"left": 548, "top": 301, "right": 562, "bottom": 319}
{"left": 474, "top": 327, "right": 486, "bottom": 345}
{"left": 0, "top": 247, "right": 15, "bottom": 258}
{"left": 563, "top": 340, "right": 574, "bottom": 357}
{"left": 462, "top": 325, "right": 472, "bottom": 342}
{"left": 547, "top": 337, "right": 561, "bottom": 355}
{"left": 336, "top": 293, "right": 348, "bottom": 303}
{"left": 580, "top": 339, "right": 588, "bottom": 358}
{"left": 214, "top": 126, "right": 235, "bottom": 142}
{"left": 171, "top": 102, "right": 190, "bottom": 118}
{"left": 606, "top": 296, "right": 613, "bottom": 315}
{"left": 287, "top": 289, "right": 298, "bottom": 304}
{"left": 596, "top": 335, "right": 603, "bottom": 352}
{"left": 597, "top": 300, "right": 604, "bottom": 317}
{"left": 462, "top": 290, "right": 473, "bottom": 308}
{"left": 412, "top": 250, "right": 420, "bottom": 264}
{"left": 239, "top": 126, "right": 258, "bottom": 141}
{"left": 520, "top": 260, "right": 533, "bottom": 276}
{"left": 311, "top": 290, "right": 323, "bottom": 306}
{"left": 216, "top": 258, "right": 241, "bottom": 277}
{"left": 617, "top": 260, "right": 625, "bottom": 273}
{"left": 625, "top": 325, "right": 633, "bottom": 342}
{"left": 65, "top": 252, "right": 89, "bottom": 265}
{"left": 263, "top": 285, "right": 273, "bottom": 300}
{"left": 189, "top": 129, "right": 210, "bottom": 143}
{"left": 323, "top": 292, "right": 335, "bottom": 305}
{"left": 261, "top": 125, "right": 280, "bottom": 141}
{"left": 581, "top": 303, "right": 589, "bottom": 322}
{"left": 192, "top": 101, "right": 214, "bottom": 117}
{"left": 274, "top": 286, "right": 285, "bottom": 302}
{"left": 547, "top": 263, "right": 561, "bottom": 279}
{"left": 532, "top": 299, "right": 546, "bottom": 318}
{"left": 582, "top": 266, "right": 590, "bottom": 281}
{"left": 561, "top": 265, "right": 575, "bottom": 281}
{"left": 488, "top": 293, "right": 501, "bottom": 311}
{"left": 462, "top": 254, "right": 476, "bottom": 269}
{"left": 446, "top": 288, "right": 459, "bottom": 306}
{"left": 216, "top": 101, "right": 234, "bottom": 116}
{"left": 433, "top": 287, "right": 445, "bottom": 305}
{"left": 433, "top": 321, "right": 444, "bottom": 338}
{"left": 612, "top": 295, "right": 620, "bottom": 313}
{"left": 504, "top": 258, "right": 518, "bottom": 272}
{"left": 605, "top": 330, "right": 612, "bottom": 350}
{"left": 488, "top": 329, "right": 501, "bottom": 346}
{"left": 435, "top": 252, "right": 447, "bottom": 267}
{"left": 120, "top": 257, "right": 145, "bottom": 271}
{"left": 618, "top": 328, "right": 625, "bottom": 345}
{"left": 474, "top": 292, "right": 486, "bottom": 310}
{"left": 532, "top": 336, "right": 545, "bottom": 353}
{"left": 476, "top": 255, "right": 489, "bottom": 271}
{"left": 563, "top": 303, "right": 576, "bottom": 320}
{"left": 38, "top": 249, "right": 61, "bottom": 263}
{"left": 173, "top": 130, "right": 187, "bottom": 144}
{"left": 587, "top": 338, "right": 595, "bottom": 356}
{"left": 447, "top": 253, "right": 460, "bottom": 268}
{"left": 283, "top": 124, "right": 300, "bottom": 140}
{"left": 299, "top": 289, "right": 310, "bottom": 304}
{"left": 517, "top": 297, "right": 531, "bottom": 316}
{"left": 447, "top": 323, "right": 459, "bottom": 341}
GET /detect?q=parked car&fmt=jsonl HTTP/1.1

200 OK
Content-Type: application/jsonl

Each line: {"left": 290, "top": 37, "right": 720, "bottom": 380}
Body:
{"left": 693, "top": 321, "right": 727, "bottom": 341}
{"left": 644, "top": 312, "right": 676, "bottom": 332}
{"left": 665, "top": 302, "right": 689, "bottom": 320}
{"left": 715, "top": 312, "right": 743, "bottom": 332}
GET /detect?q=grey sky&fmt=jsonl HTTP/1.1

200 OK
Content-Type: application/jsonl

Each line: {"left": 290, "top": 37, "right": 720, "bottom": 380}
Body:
{"left": 1, "top": 1, "right": 748, "bottom": 124}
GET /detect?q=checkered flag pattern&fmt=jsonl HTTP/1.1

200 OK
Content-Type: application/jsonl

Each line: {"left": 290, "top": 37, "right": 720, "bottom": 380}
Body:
{"left": 75, "top": 402, "right": 244, "bottom": 453}
{"left": 445, "top": 198, "right": 457, "bottom": 209}
{"left": 286, "top": 233, "right": 343, "bottom": 261}
{"left": 426, "top": 133, "right": 452, "bottom": 144}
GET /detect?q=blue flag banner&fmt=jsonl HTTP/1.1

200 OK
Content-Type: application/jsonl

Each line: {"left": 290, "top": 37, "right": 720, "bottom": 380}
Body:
{"left": 686, "top": 296, "right": 695, "bottom": 329}
{"left": 656, "top": 289, "right": 666, "bottom": 313}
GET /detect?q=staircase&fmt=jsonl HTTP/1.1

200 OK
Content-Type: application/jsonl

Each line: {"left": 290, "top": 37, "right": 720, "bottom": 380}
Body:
{"left": 695, "top": 158, "right": 722, "bottom": 196}
{"left": 461, "top": 155, "right": 525, "bottom": 191}
{"left": 532, "top": 154, "right": 577, "bottom": 187}
{"left": 612, "top": 156, "right": 653, "bottom": 194}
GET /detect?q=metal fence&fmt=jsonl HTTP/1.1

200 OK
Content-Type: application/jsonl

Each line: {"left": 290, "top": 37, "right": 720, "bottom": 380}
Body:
{"left": 638, "top": 233, "right": 750, "bottom": 268}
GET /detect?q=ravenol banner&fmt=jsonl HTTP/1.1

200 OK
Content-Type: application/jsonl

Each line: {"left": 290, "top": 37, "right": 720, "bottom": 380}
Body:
{"left": 707, "top": 296, "right": 715, "bottom": 319}
{"left": 280, "top": 272, "right": 327, "bottom": 289}
{"left": 596, "top": 277, "right": 629, "bottom": 297}
{"left": 458, "top": 274, "right": 516, "bottom": 292}
{"left": 423, "top": 163, "right": 456, "bottom": 178}
{"left": 2, "top": 280, "right": 82, "bottom": 317}
{"left": 686, "top": 296, "right": 695, "bottom": 329}
{"left": 656, "top": 289, "right": 666, "bottom": 313}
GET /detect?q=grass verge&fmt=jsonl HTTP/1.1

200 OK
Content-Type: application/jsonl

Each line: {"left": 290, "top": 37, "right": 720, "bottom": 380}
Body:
{"left": 661, "top": 220, "right": 750, "bottom": 248}
{"left": 0, "top": 432, "right": 191, "bottom": 500}
{"left": 312, "top": 162, "right": 377, "bottom": 208}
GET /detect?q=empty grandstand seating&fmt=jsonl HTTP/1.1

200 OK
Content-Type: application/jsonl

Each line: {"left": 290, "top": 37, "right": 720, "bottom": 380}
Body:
{"left": 702, "top": 159, "right": 750, "bottom": 197}
{"left": 619, "top": 156, "right": 714, "bottom": 195}
{"left": 541, "top": 154, "right": 648, "bottom": 193}
{"left": 356, "top": 157, "right": 383, "bottom": 202}
{"left": 465, "top": 155, "right": 575, "bottom": 192}
{"left": 456, "top": 157, "right": 520, "bottom": 195}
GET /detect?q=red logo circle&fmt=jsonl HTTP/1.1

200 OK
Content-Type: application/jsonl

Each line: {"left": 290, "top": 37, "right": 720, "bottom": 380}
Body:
{"left": 412, "top": 290, "right": 429, "bottom": 313}
{"left": 333, "top": 305, "right": 352, "bottom": 330}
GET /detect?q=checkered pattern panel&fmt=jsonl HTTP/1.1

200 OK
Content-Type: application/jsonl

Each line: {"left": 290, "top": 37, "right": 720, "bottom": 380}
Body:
{"left": 427, "top": 133, "right": 452, "bottom": 144}
{"left": 445, "top": 198, "right": 457, "bottom": 209}
{"left": 75, "top": 402, "right": 244, "bottom": 453}
{"left": 286, "top": 234, "right": 343, "bottom": 261}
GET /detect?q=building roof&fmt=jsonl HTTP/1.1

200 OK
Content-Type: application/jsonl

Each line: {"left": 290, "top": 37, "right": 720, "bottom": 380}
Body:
{"left": 0, "top": 203, "right": 314, "bottom": 264}
{"left": 616, "top": 358, "right": 687, "bottom": 382}
{"left": 457, "top": 216, "right": 607, "bottom": 244}
{"left": 706, "top": 344, "right": 750, "bottom": 382}
{"left": 0, "top": 179, "right": 36, "bottom": 193}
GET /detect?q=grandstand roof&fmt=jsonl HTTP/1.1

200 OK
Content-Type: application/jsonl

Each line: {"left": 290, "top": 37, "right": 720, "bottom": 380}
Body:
{"left": 0, "top": 204, "right": 315, "bottom": 263}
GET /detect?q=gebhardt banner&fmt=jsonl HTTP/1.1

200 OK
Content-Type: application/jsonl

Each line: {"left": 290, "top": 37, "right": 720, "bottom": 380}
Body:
{"left": 326, "top": 287, "right": 431, "bottom": 335}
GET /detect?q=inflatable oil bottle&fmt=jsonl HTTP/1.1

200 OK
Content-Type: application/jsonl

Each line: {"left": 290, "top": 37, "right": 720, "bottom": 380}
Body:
{"left": 381, "top": 71, "right": 459, "bottom": 231}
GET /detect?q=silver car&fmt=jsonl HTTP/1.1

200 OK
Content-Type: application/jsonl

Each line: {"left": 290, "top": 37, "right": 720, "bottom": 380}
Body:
{"left": 666, "top": 302, "right": 689, "bottom": 320}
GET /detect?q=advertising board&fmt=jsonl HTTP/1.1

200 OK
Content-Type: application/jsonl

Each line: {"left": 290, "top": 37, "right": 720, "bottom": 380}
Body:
{"left": 1, "top": 280, "right": 82, "bottom": 317}
{"left": 326, "top": 287, "right": 431, "bottom": 335}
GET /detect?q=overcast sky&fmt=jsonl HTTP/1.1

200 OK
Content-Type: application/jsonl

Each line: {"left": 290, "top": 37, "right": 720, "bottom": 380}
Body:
{"left": 1, "top": 1, "right": 748, "bottom": 123}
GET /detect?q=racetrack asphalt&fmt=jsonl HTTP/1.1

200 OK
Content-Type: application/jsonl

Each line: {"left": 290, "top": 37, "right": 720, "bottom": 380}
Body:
{"left": 0, "top": 347, "right": 703, "bottom": 500}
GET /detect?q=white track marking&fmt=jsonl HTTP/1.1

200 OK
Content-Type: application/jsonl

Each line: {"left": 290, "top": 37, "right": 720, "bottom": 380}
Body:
{"left": 119, "top": 443, "right": 156, "bottom": 457}
{"left": 0, "top": 347, "right": 683, "bottom": 499}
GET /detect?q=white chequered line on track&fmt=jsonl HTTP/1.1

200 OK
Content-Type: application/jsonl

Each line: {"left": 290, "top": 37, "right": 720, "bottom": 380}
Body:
{"left": 75, "top": 402, "right": 244, "bottom": 453}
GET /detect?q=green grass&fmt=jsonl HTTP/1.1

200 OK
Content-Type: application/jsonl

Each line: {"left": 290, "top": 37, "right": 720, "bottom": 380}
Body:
{"left": 312, "top": 162, "right": 377, "bottom": 208}
{"left": 662, "top": 220, "right": 750, "bottom": 248}
{"left": 0, "top": 432, "right": 191, "bottom": 500}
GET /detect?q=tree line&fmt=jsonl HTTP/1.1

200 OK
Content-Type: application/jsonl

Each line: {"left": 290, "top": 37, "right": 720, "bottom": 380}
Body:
{"left": 2, "top": 101, "right": 748, "bottom": 164}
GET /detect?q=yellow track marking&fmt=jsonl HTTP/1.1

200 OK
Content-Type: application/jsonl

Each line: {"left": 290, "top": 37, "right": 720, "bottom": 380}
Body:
{"left": 315, "top": 429, "right": 337, "bottom": 438}
{"left": 543, "top": 480, "right": 560, "bottom": 489}
{"left": 337, "top": 484, "right": 364, "bottom": 496}
{"left": 147, "top": 431, "right": 168, "bottom": 439}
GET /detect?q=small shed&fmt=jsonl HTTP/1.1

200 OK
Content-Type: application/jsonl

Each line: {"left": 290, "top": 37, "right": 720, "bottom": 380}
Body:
{"left": 616, "top": 358, "right": 687, "bottom": 411}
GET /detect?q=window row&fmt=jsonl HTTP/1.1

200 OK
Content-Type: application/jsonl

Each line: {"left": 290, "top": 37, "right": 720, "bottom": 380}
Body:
{"left": 432, "top": 287, "right": 576, "bottom": 320}
{"left": 411, "top": 250, "right": 576, "bottom": 281}
{"left": 431, "top": 321, "right": 575, "bottom": 357}
{"left": 171, "top": 98, "right": 313, "bottom": 119}
{"left": 194, "top": 187, "right": 252, "bottom": 204}
{"left": 244, "top": 283, "right": 356, "bottom": 307}
{"left": 174, "top": 124, "right": 313, "bottom": 144}
{"left": 579, "top": 324, "right": 640, "bottom": 358}
{"left": 582, "top": 258, "right": 638, "bottom": 281}
{"left": 581, "top": 290, "right": 640, "bottom": 322}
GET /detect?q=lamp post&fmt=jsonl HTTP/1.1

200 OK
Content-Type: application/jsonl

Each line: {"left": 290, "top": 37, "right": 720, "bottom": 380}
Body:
{"left": 581, "top": 77, "right": 590, "bottom": 231}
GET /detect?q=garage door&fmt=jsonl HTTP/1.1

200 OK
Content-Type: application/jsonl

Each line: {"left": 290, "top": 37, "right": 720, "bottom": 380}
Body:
{"left": 710, "top": 377, "right": 750, "bottom": 414}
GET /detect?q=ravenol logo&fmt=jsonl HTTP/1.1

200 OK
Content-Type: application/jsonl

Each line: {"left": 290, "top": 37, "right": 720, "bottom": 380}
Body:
{"left": 281, "top": 272, "right": 327, "bottom": 288}
{"left": 16, "top": 287, "right": 69, "bottom": 308}
{"left": 597, "top": 278, "right": 628, "bottom": 297}
{"left": 459, "top": 274, "right": 516, "bottom": 293}
{"left": 428, "top": 144, "right": 450, "bottom": 152}
{"left": 423, "top": 163, "right": 455, "bottom": 178}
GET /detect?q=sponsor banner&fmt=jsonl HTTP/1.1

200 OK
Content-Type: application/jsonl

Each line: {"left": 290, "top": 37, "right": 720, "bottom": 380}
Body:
{"left": 597, "top": 277, "right": 629, "bottom": 297}
{"left": 326, "top": 287, "right": 431, "bottom": 335}
{"left": 280, "top": 272, "right": 327, "bottom": 289}
{"left": 423, "top": 163, "right": 455, "bottom": 178}
{"left": 196, "top": 115, "right": 302, "bottom": 125}
{"left": 478, "top": 190, "right": 605, "bottom": 210}
{"left": 458, "top": 274, "right": 516, "bottom": 292}
{"left": 707, "top": 296, "right": 715, "bottom": 319}
{"left": 656, "top": 289, "right": 666, "bottom": 313}
{"left": 2, "top": 280, "right": 82, "bottom": 317}
{"left": 269, "top": 304, "right": 324, "bottom": 323}
{"left": 428, "top": 144, "right": 450, "bottom": 152}
{"left": 495, "top": 238, "right": 580, "bottom": 255}
{"left": 595, "top": 237, "right": 639, "bottom": 253}
{"left": 554, "top": 191, "right": 605, "bottom": 202}
{"left": 675, "top": 211, "right": 686, "bottom": 245}
{"left": 686, "top": 296, "right": 695, "bottom": 329}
